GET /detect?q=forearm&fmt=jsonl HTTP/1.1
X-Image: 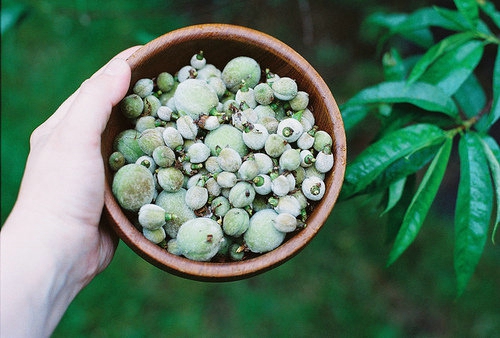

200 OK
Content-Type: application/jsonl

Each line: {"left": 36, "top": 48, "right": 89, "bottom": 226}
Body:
{"left": 0, "top": 205, "right": 86, "bottom": 338}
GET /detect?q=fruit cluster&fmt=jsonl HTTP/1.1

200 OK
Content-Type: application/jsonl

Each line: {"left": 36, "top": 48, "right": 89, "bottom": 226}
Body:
{"left": 110, "top": 51, "right": 334, "bottom": 262}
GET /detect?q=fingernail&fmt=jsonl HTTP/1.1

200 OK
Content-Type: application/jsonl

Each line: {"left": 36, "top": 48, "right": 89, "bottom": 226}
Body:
{"left": 104, "top": 58, "right": 126, "bottom": 76}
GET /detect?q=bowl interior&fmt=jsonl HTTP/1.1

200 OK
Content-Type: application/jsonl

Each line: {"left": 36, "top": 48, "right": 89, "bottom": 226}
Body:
{"left": 102, "top": 24, "right": 346, "bottom": 281}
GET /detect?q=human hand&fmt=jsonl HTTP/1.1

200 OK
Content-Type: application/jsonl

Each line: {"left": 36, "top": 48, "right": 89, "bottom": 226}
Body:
{"left": 1, "top": 46, "right": 140, "bottom": 337}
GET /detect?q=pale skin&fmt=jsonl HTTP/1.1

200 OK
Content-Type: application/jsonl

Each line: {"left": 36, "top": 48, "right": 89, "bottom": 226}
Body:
{"left": 0, "top": 46, "right": 141, "bottom": 337}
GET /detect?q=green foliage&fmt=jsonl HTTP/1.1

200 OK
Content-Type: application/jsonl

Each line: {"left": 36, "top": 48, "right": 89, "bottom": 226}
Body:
{"left": 340, "top": 0, "right": 500, "bottom": 296}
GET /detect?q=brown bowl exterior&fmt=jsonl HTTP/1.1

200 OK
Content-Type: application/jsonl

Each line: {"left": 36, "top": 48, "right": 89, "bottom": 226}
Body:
{"left": 102, "top": 23, "right": 346, "bottom": 281}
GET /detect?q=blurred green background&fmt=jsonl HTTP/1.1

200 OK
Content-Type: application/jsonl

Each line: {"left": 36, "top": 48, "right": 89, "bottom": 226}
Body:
{"left": 2, "top": 0, "right": 499, "bottom": 336}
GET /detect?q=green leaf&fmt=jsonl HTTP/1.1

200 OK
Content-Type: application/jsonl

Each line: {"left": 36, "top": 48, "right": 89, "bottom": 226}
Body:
{"left": 454, "top": 0, "right": 479, "bottom": 28}
{"left": 382, "top": 49, "right": 407, "bottom": 81}
{"left": 340, "top": 123, "right": 446, "bottom": 200}
{"left": 454, "top": 73, "right": 486, "bottom": 122}
{"left": 482, "top": 46, "right": 500, "bottom": 130}
{"left": 387, "top": 136, "right": 453, "bottom": 266}
{"left": 386, "top": 175, "right": 417, "bottom": 244}
{"left": 358, "top": 141, "right": 442, "bottom": 197}
{"left": 339, "top": 104, "right": 370, "bottom": 132}
{"left": 344, "top": 81, "right": 459, "bottom": 119}
{"left": 381, "top": 177, "right": 407, "bottom": 215}
{"left": 1, "top": 4, "right": 28, "bottom": 36}
{"left": 479, "top": 1, "right": 500, "bottom": 30}
{"left": 481, "top": 135, "right": 500, "bottom": 244}
{"left": 407, "top": 32, "right": 476, "bottom": 85}
{"left": 419, "top": 39, "right": 484, "bottom": 96}
{"left": 434, "top": 6, "right": 492, "bottom": 34}
{"left": 455, "top": 132, "right": 493, "bottom": 296}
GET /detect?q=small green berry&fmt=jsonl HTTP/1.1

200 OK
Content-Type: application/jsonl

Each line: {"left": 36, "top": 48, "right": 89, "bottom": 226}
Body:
{"left": 217, "top": 147, "right": 242, "bottom": 173}
{"left": 174, "top": 79, "right": 219, "bottom": 119}
{"left": 143, "top": 227, "right": 166, "bottom": 244}
{"left": 273, "top": 212, "right": 297, "bottom": 233}
{"left": 243, "top": 209, "right": 284, "bottom": 253}
{"left": 142, "top": 94, "right": 161, "bottom": 116}
{"left": 253, "top": 83, "right": 275, "bottom": 105}
{"left": 289, "top": 91, "right": 309, "bottom": 111}
{"left": 211, "top": 196, "right": 231, "bottom": 217}
{"left": 152, "top": 145, "right": 176, "bottom": 168}
{"left": 313, "top": 130, "right": 333, "bottom": 152}
{"left": 162, "top": 127, "right": 184, "bottom": 150}
{"left": 216, "top": 171, "right": 238, "bottom": 188}
{"left": 264, "top": 133, "right": 287, "bottom": 158}
{"left": 136, "top": 155, "right": 156, "bottom": 173}
{"left": 157, "top": 72, "right": 175, "bottom": 92}
{"left": 156, "top": 167, "right": 184, "bottom": 192}
{"left": 176, "top": 115, "right": 199, "bottom": 140}
{"left": 138, "top": 204, "right": 167, "bottom": 230}
{"left": 301, "top": 176, "right": 326, "bottom": 201}
{"left": 176, "top": 218, "right": 224, "bottom": 261}
{"left": 271, "top": 77, "right": 298, "bottom": 101}
{"left": 277, "top": 118, "right": 304, "bottom": 143}
{"left": 138, "top": 128, "right": 164, "bottom": 156}
{"left": 155, "top": 189, "right": 197, "bottom": 238}
{"left": 222, "top": 56, "right": 261, "bottom": 92}
{"left": 112, "top": 164, "right": 155, "bottom": 212}
{"left": 133, "top": 78, "right": 154, "bottom": 98}
{"left": 279, "top": 148, "right": 301, "bottom": 171}
{"left": 120, "top": 94, "right": 144, "bottom": 119}
{"left": 229, "top": 243, "right": 245, "bottom": 261}
{"left": 222, "top": 208, "right": 250, "bottom": 237}
{"left": 108, "top": 151, "right": 125, "bottom": 171}
{"left": 228, "top": 181, "right": 255, "bottom": 208}
{"left": 185, "top": 185, "right": 209, "bottom": 210}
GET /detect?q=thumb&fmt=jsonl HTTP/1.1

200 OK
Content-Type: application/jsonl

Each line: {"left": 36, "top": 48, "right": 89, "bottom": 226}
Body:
{"left": 61, "top": 57, "right": 132, "bottom": 138}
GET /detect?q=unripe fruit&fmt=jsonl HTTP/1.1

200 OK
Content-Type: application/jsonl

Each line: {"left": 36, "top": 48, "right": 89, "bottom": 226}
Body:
{"left": 157, "top": 167, "right": 184, "bottom": 192}
{"left": 277, "top": 118, "right": 304, "bottom": 143}
{"left": 176, "top": 218, "right": 224, "bottom": 261}
{"left": 271, "top": 77, "right": 298, "bottom": 101}
{"left": 302, "top": 176, "right": 326, "bottom": 201}
{"left": 228, "top": 181, "right": 255, "bottom": 208}
{"left": 185, "top": 185, "right": 209, "bottom": 210}
{"left": 244, "top": 209, "right": 285, "bottom": 253}
{"left": 223, "top": 208, "right": 250, "bottom": 237}
{"left": 112, "top": 164, "right": 155, "bottom": 212}
{"left": 155, "top": 189, "right": 197, "bottom": 238}
{"left": 109, "top": 151, "right": 125, "bottom": 171}
{"left": 273, "top": 212, "right": 297, "bottom": 233}
{"left": 157, "top": 72, "right": 175, "bottom": 92}
{"left": 133, "top": 78, "right": 154, "bottom": 98}
{"left": 174, "top": 79, "right": 219, "bottom": 119}
{"left": 143, "top": 227, "right": 166, "bottom": 244}
{"left": 217, "top": 147, "right": 242, "bottom": 172}
{"left": 120, "top": 94, "right": 144, "bottom": 119}
{"left": 222, "top": 56, "right": 261, "bottom": 92}
{"left": 204, "top": 124, "right": 248, "bottom": 157}
{"left": 113, "top": 129, "right": 143, "bottom": 163}
{"left": 152, "top": 145, "right": 176, "bottom": 168}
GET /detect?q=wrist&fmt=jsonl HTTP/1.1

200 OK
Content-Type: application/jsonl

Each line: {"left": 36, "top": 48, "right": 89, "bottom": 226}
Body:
{"left": 0, "top": 204, "right": 89, "bottom": 337}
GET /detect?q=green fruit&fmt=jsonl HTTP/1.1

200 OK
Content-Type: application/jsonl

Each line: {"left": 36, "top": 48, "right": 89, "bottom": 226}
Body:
{"left": 223, "top": 208, "right": 250, "bottom": 237}
{"left": 113, "top": 129, "right": 144, "bottom": 164}
{"left": 176, "top": 218, "right": 224, "bottom": 261}
{"left": 244, "top": 209, "right": 285, "bottom": 253}
{"left": 155, "top": 189, "right": 197, "bottom": 238}
{"left": 222, "top": 56, "right": 261, "bottom": 92}
{"left": 120, "top": 94, "right": 144, "bottom": 119}
{"left": 174, "top": 79, "right": 219, "bottom": 119}
{"left": 112, "top": 164, "right": 155, "bottom": 212}
{"left": 204, "top": 124, "right": 248, "bottom": 157}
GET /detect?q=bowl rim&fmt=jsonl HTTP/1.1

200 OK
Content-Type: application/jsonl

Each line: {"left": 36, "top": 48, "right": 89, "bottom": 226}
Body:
{"left": 103, "top": 23, "right": 346, "bottom": 282}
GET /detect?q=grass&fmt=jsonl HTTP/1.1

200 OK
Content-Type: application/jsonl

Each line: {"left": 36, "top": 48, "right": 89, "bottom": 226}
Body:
{"left": 2, "top": 0, "right": 499, "bottom": 336}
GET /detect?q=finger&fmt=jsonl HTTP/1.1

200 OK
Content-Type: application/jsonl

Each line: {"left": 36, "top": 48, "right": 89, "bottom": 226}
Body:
{"left": 58, "top": 57, "right": 132, "bottom": 139}
{"left": 36, "top": 46, "right": 142, "bottom": 138}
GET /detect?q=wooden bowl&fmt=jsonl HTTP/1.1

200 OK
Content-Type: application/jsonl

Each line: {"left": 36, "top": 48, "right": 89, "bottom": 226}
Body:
{"left": 102, "top": 23, "right": 346, "bottom": 281}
